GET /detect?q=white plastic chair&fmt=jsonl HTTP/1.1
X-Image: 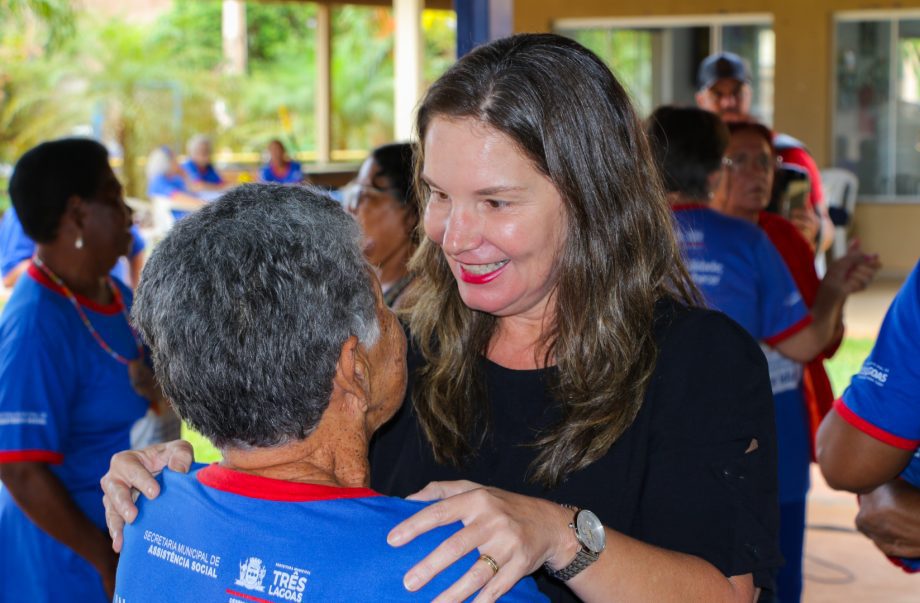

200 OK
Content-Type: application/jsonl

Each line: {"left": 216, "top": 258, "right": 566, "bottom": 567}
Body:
{"left": 820, "top": 168, "right": 859, "bottom": 260}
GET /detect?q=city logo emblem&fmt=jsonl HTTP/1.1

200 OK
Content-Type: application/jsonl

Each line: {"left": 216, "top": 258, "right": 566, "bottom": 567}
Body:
{"left": 236, "top": 557, "right": 267, "bottom": 592}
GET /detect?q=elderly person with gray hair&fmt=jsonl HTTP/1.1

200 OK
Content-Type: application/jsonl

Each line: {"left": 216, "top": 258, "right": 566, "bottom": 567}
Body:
{"left": 110, "top": 184, "right": 544, "bottom": 602}
{"left": 181, "top": 134, "right": 225, "bottom": 191}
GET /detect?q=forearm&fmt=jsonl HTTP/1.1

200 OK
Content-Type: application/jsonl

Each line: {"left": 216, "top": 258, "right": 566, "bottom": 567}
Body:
{"left": 568, "top": 529, "right": 754, "bottom": 603}
{"left": 171, "top": 193, "right": 207, "bottom": 210}
{"left": 187, "top": 181, "right": 224, "bottom": 193}
{"left": 857, "top": 480, "right": 920, "bottom": 558}
{"left": 0, "top": 462, "right": 115, "bottom": 573}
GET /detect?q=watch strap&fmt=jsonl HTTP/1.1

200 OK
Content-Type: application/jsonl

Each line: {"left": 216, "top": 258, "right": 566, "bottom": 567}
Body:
{"left": 545, "top": 547, "right": 599, "bottom": 581}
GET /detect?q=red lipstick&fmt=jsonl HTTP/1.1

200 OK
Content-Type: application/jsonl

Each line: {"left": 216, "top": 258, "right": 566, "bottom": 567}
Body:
{"left": 459, "top": 262, "right": 508, "bottom": 284}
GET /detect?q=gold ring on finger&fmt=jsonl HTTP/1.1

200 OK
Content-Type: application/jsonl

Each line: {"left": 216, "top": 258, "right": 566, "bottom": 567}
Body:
{"left": 479, "top": 554, "right": 500, "bottom": 575}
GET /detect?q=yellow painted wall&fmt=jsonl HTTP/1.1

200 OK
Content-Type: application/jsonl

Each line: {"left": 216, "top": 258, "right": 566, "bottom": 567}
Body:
{"left": 514, "top": 0, "right": 920, "bottom": 274}
{"left": 852, "top": 204, "right": 920, "bottom": 275}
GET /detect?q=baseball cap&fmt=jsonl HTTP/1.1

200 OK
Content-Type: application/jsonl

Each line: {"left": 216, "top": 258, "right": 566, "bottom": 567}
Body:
{"left": 697, "top": 52, "right": 752, "bottom": 90}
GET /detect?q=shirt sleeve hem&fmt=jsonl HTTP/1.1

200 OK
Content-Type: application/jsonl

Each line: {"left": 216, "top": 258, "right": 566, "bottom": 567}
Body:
{"left": 764, "top": 314, "right": 813, "bottom": 346}
{"left": 888, "top": 555, "right": 920, "bottom": 574}
{"left": 833, "top": 398, "right": 920, "bottom": 451}
{"left": 0, "top": 449, "right": 64, "bottom": 464}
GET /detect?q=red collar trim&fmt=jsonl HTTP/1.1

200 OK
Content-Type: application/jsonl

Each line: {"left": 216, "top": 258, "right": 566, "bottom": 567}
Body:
{"left": 27, "top": 263, "right": 123, "bottom": 316}
{"left": 196, "top": 464, "right": 381, "bottom": 502}
{"left": 670, "top": 203, "right": 710, "bottom": 212}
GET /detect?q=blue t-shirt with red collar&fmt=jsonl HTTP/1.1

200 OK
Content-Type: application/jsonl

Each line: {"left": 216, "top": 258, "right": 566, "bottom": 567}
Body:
{"left": 0, "top": 264, "right": 150, "bottom": 601}
{"left": 259, "top": 161, "right": 303, "bottom": 184}
{"left": 672, "top": 204, "right": 813, "bottom": 503}
{"left": 115, "top": 464, "right": 547, "bottom": 602}
{"left": 836, "top": 259, "right": 920, "bottom": 571}
{"left": 181, "top": 159, "right": 223, "bottom": 185}
{"left": 0, "top": 208, "right": 144, "bottom": 283}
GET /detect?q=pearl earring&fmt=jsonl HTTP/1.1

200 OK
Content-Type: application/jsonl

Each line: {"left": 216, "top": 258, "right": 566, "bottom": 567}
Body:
{"left": 75, "top": 235, "right": 83, "bottom": 249}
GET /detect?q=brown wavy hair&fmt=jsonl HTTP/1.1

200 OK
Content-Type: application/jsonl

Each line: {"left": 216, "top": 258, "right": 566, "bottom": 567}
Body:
{"left": 403, "top": 34, "right": 699, "bottom": 486}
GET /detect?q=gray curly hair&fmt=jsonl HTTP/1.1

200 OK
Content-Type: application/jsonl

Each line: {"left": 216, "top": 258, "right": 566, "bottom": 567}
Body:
{"left": 132, "top": 184, "right": 379, "bottom": 449}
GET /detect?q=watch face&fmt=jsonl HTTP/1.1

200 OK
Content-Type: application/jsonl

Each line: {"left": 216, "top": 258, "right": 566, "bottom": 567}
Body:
{"left": 575, "top": 510, "right": 606, "bottom": 554}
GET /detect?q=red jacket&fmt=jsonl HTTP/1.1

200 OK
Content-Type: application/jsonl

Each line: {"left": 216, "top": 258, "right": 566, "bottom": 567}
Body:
{"left": 759, "top": 211, "right": 840, "bottom": 459}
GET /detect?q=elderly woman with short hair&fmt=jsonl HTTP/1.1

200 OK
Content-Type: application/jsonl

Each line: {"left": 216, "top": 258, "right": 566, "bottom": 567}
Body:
{"left": 182, "top": 134, "right": 224, "bottom": 191}
{"left": 111, "top": 184, "right": 544, "bottom": 602}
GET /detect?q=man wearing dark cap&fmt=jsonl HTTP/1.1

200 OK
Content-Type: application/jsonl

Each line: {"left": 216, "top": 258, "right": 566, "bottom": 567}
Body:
{"left": 696, "top": 51, "right": 835, "bottom": 256}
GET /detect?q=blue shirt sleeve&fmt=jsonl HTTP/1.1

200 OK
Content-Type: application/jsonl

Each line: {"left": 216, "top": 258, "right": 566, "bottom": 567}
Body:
{"left": 0, "top": 209, "right": 36, "bottom": 278}
{"left": 840, "top": 260, "right": 920, "bottom": 450}
{"left": 753, "top": 232, "right": 810, "bottom": 344}
{"left": 0, "top": 307, "right": 76, "bottom": 462}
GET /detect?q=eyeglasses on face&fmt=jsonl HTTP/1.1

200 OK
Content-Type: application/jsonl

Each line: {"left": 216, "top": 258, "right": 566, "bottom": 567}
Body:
{"left": 722, "top": 153, "right": 779, "bottom": 173}
{"left": 340, "top": 182, "right": 394, "bottom": 212}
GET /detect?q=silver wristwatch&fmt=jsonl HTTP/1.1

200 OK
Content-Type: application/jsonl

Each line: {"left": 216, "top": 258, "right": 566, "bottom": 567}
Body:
{"left": 545, "top": 506, "right": 606, "bottom": 581}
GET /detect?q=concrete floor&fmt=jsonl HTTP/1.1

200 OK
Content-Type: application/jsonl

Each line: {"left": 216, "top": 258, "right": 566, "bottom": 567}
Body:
{"left": 803, "top": 276, "right": 917, "bottom": 602}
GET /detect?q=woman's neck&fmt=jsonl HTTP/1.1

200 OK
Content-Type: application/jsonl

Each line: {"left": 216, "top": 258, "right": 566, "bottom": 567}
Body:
{"left": 710, "top": 195, "right": 758, "bottom": 224}
{"left": 220, "top": 412, "right": 372, "bottom": 489}
{"left": 488, "top": 308, "right": 556, "bottom": 370}
{"left": 35, "top": 245, "right": 111, "bottom": 304}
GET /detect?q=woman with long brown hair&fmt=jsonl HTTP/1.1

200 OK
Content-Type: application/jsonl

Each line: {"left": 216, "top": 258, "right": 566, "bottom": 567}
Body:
{"left": 103, "top": 34, "right": 781, "bottom": 602}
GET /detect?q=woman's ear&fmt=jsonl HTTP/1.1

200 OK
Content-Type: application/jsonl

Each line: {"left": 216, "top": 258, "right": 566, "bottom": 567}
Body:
{"left": 333, "top": 335, "right": 369, "bottom": 413}
{"left": 56, "top": 195, "right": 87, "bottom": 244}
{"left": 66, "top": 194, "right": 89, "bottom": 225}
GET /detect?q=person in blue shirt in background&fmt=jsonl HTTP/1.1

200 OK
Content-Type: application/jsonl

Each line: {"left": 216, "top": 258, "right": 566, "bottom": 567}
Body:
{"left": 181, "top": 134, "right": 225, "bottom": 191}
{"left": 146, "top": 146, "right": 208, "bottom": 222}
{"left": 111, "top": 184, "right": 546, "bottom": 602}
{"left": 259, "top": 139, "right": 305, "bottom": 185}
{"left": 818, "top": 259, "right": 920, "bottom": 573}
{"left": 0, "top": 205, "right": 146, "bottom": 290}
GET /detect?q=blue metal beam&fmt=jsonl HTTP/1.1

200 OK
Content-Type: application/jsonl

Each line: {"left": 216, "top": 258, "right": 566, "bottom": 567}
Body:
{"left": 454, "top": 0, "right": 513, "bottom": 57}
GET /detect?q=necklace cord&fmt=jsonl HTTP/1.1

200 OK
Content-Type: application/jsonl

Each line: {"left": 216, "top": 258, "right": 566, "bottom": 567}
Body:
{"left": 31, "top": 256, "right": 144, "bottom": 365}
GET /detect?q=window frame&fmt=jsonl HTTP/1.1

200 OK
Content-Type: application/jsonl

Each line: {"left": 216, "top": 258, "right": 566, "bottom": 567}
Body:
{"left": 553, "top": 13, "right": 774, "bottom": 119}
{"left": 833, "top": 10, "right": 920, "bottom": 204}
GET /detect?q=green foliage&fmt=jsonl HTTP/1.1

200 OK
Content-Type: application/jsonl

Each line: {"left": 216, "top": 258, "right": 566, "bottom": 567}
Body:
{"left": 0, "top": 1, "right": 456, "bottom": 194}
{"left": 566, "top": 28, "right": 653, "bottom": 114}
{"left": 825, "top": 337, "right": 875, "bottom": 398}
{"left": 0, "top": 51, "right": 83, "bottom": 162}
{"left": 0, "top": 0, "right": 74, "bottom": 51}
{"left": 332, "top": 6, "right": 394, "bottom": 150}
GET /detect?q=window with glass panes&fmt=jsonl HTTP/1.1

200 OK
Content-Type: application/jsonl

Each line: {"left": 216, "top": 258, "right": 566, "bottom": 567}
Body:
{"left": 555, "top": 17, "right": 774, "bottom": 122}
{"left": 835, "top": 14, "right": 920, "bottom": 200}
